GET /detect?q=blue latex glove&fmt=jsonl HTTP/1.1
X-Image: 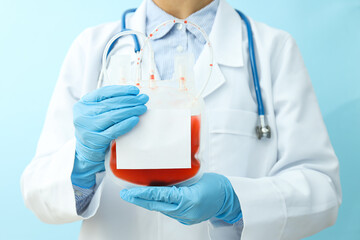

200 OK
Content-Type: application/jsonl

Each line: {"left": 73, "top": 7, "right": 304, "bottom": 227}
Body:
{"left": 120, "top": 173, "right": 242, "bottom": 225}
{"left": 71, "top": 85, "right": 149, "bottom": 188}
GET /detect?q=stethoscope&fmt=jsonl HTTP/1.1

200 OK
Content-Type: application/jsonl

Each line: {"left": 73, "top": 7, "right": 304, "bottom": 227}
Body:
{"left": 103, "top": 8, "right": 271, "bottom": 140}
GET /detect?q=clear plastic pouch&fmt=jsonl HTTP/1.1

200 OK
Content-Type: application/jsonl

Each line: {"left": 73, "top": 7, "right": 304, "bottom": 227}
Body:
{"left": 99, "top": 20, "right": 214, "bottom": 188}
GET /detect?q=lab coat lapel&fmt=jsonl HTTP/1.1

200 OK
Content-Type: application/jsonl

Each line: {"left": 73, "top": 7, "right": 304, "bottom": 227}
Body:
{"left": 127, "top": 1, "right": 146, "bottom": 34}
{"left": 195, "top": 0, "right": 244, "bottom": 98}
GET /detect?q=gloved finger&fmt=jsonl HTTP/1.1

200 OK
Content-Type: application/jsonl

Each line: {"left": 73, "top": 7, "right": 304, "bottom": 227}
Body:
{"left": 120, "top": 190, "right": 179, "bottom": 212}
{"left": 175, "top": 218, "right": 198, "bottom": 225}
{"left": 160, "top": 211, "right": 200, "bottom": 225}
{"left": 81, "top": 85, "right": 140, "bottom": 103}
{"left": 75, "top": 128, "right": 112, "bottom": 150}
{"left": 78, "top": 94, "right": 149, "bottom": 116}
{"left": 160, "top": 211, "right": 186, "bottom": 223}
{"left": 91, "top": 94, "right": 149, "bottom": 115}
{"left": 97, "top": 105, "right": 147, "bottom": 130}
{"left": 102, "top": 116, "right": 140, "bottom": 139}
{"left": 72, "top": 160, "right": 105, "bottom": 176}
{"left": 79, "top": 105, "right": 147, "bottom": 131}
{"left": 120, "top": 186, "right": 182, "bottom": 204}
{"left": 74, "top": 95, "right": 148, "bottom": 123}
{"left": 178, "top": 220, "right": 192, "bottom": 225}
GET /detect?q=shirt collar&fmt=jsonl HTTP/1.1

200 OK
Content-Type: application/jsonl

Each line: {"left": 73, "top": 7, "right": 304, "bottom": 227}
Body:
{"left": 130, "top": 0, "right": 244, "bottom": 67}
{"left": 146, "top": 0, "right": 219, "bottom": 43}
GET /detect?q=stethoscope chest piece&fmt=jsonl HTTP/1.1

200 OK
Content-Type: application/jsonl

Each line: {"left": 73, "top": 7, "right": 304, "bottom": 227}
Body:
{"left": 256, "top": 125, "right": 271, "bottom": 140}
{"left": 256, "top": 115, "right": 271, "bottom": 140}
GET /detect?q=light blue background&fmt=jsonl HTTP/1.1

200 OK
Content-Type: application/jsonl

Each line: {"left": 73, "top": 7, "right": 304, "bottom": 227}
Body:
{"left": 0, "top": 0, "right": 359, "bottom": 239}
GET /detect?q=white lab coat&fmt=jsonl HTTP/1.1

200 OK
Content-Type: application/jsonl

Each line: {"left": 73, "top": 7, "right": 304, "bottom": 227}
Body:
{"left": 20, "top": 0, "right": 342, "bottom": 239}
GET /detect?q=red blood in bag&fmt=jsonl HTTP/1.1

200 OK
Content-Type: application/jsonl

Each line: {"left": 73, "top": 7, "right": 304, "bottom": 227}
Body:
{"left": 110, "top": 115, "right": 201, "bottom": 186}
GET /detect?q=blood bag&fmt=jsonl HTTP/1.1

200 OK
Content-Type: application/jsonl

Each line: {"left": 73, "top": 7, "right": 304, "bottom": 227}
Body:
{"left": 99, "top": 20, "right": 214, "bottom": 188}
{"left": 108, "top": 89, "right": 203, "bottom": 187}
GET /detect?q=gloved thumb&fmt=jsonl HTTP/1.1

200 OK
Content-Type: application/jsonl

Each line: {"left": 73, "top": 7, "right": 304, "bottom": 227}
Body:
{"left": 120, "top": 188, "right": 179, "bottom": 212}
{"left": 121, "top": 186, "right": 182, "bottom": 203}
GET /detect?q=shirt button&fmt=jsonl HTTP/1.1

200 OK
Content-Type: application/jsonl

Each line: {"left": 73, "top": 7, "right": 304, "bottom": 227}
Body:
{"left": 176, "top": 45, "right": 184, "bottom": 52}
{"left": 176, "top": 23, "right": 183, "bottom": 30}
{"left": 75, "top": 191, "right": 83, "bottom": 197}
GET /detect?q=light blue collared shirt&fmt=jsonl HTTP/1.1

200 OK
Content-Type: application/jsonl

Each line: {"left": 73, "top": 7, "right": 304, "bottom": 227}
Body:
{"left": 146, "top": 0, "right": 219, "bottom": 80}
{"left": 74, "top": 0, "right": 219, "bottom": 214}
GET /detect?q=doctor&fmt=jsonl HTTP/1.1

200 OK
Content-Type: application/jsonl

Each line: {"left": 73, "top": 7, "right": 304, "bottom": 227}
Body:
{"left": 21, "top": 0, "right": 342, "bottom": 239}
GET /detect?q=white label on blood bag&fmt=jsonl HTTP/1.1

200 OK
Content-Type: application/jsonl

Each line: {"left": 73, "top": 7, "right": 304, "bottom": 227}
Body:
{"left": 116, "top": 109, "right": 191, "bottom": 169}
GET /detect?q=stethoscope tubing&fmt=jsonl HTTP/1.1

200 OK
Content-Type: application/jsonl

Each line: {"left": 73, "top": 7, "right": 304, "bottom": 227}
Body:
{"left": 235, "top": 10, "right": 265, "bottom": 116}
{"left": 104, "top": 7, "right": 271, "bottom": 139}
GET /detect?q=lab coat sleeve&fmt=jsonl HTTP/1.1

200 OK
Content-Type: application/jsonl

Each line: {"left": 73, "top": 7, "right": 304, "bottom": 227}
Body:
{"left": 20, "top": 30, "right": 103, "bottom": 224}
{"left": 228, "top": 36, "right": 342, "bottom": 240}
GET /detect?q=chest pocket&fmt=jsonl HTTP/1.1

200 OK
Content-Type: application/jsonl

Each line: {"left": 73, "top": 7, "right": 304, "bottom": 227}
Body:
{"left": 207, "top": 109, "right": 274, "bottom": 177}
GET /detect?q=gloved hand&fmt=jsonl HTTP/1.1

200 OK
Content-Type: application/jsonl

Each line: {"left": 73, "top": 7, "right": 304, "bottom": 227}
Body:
{"left": 120, "top": 173, "right": 242, "bottom": 225}
{"left": 71, "top": 85, "right": 149, "bottom": 188}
